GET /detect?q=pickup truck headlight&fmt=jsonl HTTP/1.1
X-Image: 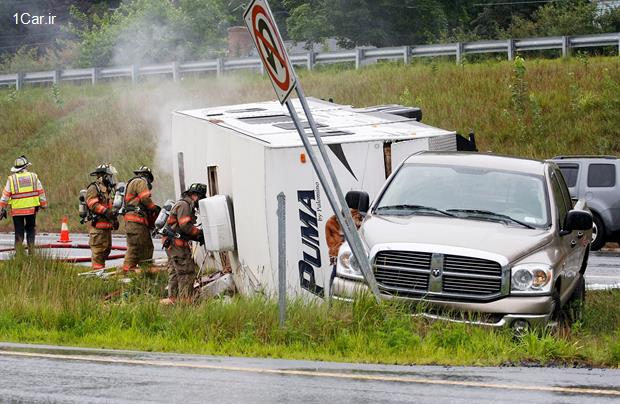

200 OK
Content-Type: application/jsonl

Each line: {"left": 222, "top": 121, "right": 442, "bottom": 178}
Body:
{"left": 511, "top": 263, "right": 552, "bottom": 294}
{"left": 336, "top": 246, "right": 364, "bottom": 281}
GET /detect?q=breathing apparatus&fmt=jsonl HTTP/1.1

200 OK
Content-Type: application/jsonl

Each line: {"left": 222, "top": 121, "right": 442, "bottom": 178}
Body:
{"left": 153, "top": 199, "right": 175, "bottom": 238}
{"left": 112, "top": 182, "right": 127, "bottom": 214}
{"left": 78, "top": 189, "right": 89, "bottom": 223}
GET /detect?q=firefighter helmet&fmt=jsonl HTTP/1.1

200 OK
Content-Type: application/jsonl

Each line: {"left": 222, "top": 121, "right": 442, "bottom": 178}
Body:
{"left": 90, "top": 164, "right": 118, "bottom": 187}
{"left": 11, "top": 155, "right": 31, "bottom": 173}
{"left": 90, "top": 164, "right": 116, "bottom": 177}
{"left": 133, "top": 166, "right": 154, "bottom": 183}
{"left": 186, "top": 183, "right": 207, "bottom": 200}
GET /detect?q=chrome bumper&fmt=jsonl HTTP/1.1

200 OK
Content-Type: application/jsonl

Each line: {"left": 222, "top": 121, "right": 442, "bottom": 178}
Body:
{"left": 331, "top": 276, "right": 554, "bottom": 328}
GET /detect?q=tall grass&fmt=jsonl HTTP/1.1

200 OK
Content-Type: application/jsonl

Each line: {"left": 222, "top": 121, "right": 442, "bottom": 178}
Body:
{"left": 0, "top": 56, "right": 618, "bottom": 232}
{"left": 0, "top": 255, "right": 618, "bottom": 367}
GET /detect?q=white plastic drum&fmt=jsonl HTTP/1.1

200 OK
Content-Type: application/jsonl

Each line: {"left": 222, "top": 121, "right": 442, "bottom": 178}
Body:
{"left": 199, "top": 195, "right": 236, "bottom": 252}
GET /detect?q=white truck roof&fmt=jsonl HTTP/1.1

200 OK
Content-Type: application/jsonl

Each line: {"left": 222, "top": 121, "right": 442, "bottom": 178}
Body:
{"left": 175, "top": 97, "right": 455, "bottom": 149}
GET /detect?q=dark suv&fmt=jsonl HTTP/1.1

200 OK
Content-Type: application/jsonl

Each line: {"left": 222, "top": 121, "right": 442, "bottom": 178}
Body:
{"left": 552, "top": 155, "right": 620, "bottom": 250}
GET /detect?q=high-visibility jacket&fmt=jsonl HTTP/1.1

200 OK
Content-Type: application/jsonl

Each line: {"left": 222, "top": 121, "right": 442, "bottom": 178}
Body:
{"left": 0, "top": 170, "right": 47, "bottom": 216}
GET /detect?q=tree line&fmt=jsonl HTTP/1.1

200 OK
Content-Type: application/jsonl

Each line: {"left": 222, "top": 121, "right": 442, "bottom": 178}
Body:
{"left": 1, "top": 0, "right": 619, "bottom": 72}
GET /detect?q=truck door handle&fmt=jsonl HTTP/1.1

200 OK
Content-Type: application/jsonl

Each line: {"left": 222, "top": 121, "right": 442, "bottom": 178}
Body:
{"left": 570, "top": 240, "right": 577, "bottom": 248}
{"left": 577, "top": 231, "right": 584, "bottom": 239}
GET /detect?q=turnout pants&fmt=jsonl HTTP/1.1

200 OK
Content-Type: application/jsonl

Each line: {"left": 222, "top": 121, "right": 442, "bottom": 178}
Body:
{"left": 13, "top": 214, "right": 36, "bottom": 250}
{"left": 123, "top": 221, "right": 154, "bottom": 270}
{"left": 89, "top": 227, "right": 112, "bottom": 269}
{"left": 166, "top": 243, "right": 196, "bottom": 299}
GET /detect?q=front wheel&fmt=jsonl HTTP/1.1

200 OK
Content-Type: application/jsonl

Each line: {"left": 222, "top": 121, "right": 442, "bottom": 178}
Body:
{"left": 562, "top": 276, "right": 586, "bottom": 325}
{"left": 590, "top": 214, "right": 606, "bottom": 251}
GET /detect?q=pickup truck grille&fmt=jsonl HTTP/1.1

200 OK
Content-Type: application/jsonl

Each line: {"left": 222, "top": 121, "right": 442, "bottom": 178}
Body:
{"left": 374, "top": 251, "right": 431, "bottom": 291}
{"left": 373, "top": 250, "right": 503, "bottom": 300}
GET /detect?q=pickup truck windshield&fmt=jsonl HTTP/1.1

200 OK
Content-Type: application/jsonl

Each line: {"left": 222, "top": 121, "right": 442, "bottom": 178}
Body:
{"left": 375, "top": 164, "right": 549, "bottom": 228}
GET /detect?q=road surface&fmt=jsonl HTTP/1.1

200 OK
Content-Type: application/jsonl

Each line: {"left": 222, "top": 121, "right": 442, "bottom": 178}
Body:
{"left": 0, "top": 232, "right": 167, "bottom": 268}
{"left": 0, "top": 342, "right": 618, "bottom": 403}
{"left": 586, "top": 251, "right": 620, "bottom": 290}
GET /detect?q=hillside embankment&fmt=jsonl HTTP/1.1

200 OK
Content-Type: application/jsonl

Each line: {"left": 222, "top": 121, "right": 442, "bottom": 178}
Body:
{"left": 0, "top": 56, "right": 618, "bottom": 232}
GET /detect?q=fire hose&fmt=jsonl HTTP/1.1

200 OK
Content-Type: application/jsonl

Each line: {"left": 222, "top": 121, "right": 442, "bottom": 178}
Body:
{"left": 0, "top": 243, "right": 127, "bottom": 263}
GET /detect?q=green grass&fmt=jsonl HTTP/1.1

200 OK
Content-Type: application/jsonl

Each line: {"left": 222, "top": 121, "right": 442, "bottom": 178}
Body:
{"left": 0, "top": 254, "right": 618, "bottom": 367}
{"left": 0, "top": 56, "right": 618, "bottom": 232}
{"left": 0, "top": 57, "right": 619, "bottom": 365}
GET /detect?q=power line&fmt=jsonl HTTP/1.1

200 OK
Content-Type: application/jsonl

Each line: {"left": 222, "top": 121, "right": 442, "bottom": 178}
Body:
{"left": 475, "top": 0, "right": 616, "bottom": 4}
{"left": 475, "top": 0, "right": 561, "bottom": 5}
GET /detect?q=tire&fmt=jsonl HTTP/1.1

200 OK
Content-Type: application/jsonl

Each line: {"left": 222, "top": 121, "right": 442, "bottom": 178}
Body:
{"left": 590, "top": 214, "right": 606, "bottom": 251}
{"left": 562, "top": 276, "right": 586, "bottom": 325}
{"left": 551, "top": 288, "right": 563, "bottom": 325}
{"left": 579, "top": 248, "right": 589, "bottom": 275}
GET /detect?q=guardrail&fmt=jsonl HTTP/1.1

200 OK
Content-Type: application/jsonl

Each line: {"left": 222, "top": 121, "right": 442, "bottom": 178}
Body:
{"left": 0, "top": 32, "right": 618, "bottom": 89}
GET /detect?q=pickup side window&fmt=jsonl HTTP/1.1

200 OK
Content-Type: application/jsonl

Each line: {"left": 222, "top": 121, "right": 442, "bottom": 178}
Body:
{"left": 587, "top": 164, "right": 615, "bottom": 188}
{"left": 551, "top": 172, "right": 569, "bottom": 230}
{"left": 558, "top": 164, "right": 579, "bottom": 188}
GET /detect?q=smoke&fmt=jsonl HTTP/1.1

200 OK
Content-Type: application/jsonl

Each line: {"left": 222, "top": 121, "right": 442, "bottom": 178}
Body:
{"left": 110, "top": 76, "right": 264, "bottom": 202}
{"left": 109, "top": 0, "right": 229, "bottom": 67}
{"left": 98, "top": 0, "right": 238, "bottom": 199}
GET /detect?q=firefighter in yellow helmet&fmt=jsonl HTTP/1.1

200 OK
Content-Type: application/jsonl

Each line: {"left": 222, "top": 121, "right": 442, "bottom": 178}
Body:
{"left": 122, "top": 166, "right": 159, "bottom": 272}
{"left": 0, "top": 156, "right": 47, "bottom": 251}
{"left": 159, "top": 183, "right": 207, "bottom": 305}
{"left": 86, "top": 164, "right": 118, "bottom": 270}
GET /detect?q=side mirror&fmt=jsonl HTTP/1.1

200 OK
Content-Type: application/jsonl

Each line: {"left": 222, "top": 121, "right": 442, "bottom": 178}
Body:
{"left": 345, "top": 191, "right": 370, "bottom": 214}
{"left": 563, "top": 210, "right": 593, "bottom": 233}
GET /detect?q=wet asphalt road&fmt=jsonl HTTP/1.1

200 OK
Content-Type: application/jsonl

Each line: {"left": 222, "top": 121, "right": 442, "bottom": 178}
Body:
{"left": 0, "top": 232, "right": 167, "bottom": 268}
{"left": 586, "top": 251, "right": 620, "bottom": 290}
{"left": 0, "top": 342, "right": 618, "bottom": 403}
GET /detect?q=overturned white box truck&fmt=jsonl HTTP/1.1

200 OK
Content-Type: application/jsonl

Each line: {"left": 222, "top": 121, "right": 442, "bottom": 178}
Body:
{"left": 170, "top": 97, "right": 476, "bottom": 299}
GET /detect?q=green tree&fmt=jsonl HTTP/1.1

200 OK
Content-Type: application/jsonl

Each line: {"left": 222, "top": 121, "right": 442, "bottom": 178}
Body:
{"left": 286, "top": 0, "right": 447, "bottom": 48}
{"left": 468, "top": 3, "right": 542, "bottom": 39}
{"left": 71, "top": 0, "right": 231, "bottom": 67}
{"left": 508, "top": 1, "right": 601, "bottom": 38}
{"left": 596, "top": 4, "right": 620, "bottom": 33}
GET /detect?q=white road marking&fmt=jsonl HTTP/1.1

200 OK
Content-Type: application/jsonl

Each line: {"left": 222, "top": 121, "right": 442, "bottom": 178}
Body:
{"left": 0, "top": 350, "right": 618, "bottom": 397}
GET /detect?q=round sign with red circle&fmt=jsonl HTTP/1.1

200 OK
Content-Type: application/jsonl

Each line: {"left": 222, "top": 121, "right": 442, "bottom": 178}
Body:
{"left": 244, "top": 0, "right": 297, "bottom": 103}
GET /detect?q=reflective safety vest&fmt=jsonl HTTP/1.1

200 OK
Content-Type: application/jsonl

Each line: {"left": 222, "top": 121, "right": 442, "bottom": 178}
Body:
{"left": 8, "top": 172, "right": 41, "bottom": 211}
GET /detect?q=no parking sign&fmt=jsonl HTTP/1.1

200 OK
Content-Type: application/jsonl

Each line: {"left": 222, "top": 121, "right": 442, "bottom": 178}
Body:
{"left": 244, "top": 0, "right": 297, "bottom": 104}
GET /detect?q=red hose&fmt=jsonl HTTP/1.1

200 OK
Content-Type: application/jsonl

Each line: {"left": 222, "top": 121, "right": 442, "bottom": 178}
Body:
{"left": 0, "top": 243, "right": 127, "bottom": 263}
{"left": 56, "top": 253, "right": 126, "bottom": 263}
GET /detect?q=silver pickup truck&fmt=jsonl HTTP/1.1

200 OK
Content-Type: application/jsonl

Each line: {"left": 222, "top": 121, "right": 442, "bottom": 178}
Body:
{"left": 332, "top": 152, "right": 593, "bottom": 330}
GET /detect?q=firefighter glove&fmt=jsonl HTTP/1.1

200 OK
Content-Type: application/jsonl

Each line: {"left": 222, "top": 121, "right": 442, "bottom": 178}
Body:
{"left": 0, "top": 207, "right": 7, "bottom": 220}
{"left": 197, "top": 233, "right": 205, "bottom": 246}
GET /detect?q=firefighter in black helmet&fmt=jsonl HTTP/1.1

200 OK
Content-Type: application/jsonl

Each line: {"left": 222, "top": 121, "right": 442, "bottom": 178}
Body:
{"left": 160, "top": 183, "right": 207, "bottom": 305}
{"left": 122, "top": 166, "right": 159, "bottom": 272}
{"left": 85, "top": 164, "right": 118, "bottom": 270}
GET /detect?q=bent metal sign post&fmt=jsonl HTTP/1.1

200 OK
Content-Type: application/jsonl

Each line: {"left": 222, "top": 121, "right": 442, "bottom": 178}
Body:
{"left": 244, "top": 0, "right": 382, "bottom": 302}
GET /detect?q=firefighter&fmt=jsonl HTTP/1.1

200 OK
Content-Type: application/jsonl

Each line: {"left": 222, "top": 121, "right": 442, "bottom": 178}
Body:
{"left": 0, "top": 156, "right": 47, "bottom": 252}
{"left": 159, "top": 183, "right": 207, "bottom": 305}
{"left": 122, "top": 166, "right": 159, "bottom": 272}
{"left": 86, "top": 164, "right": 118, "bottom": 270}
